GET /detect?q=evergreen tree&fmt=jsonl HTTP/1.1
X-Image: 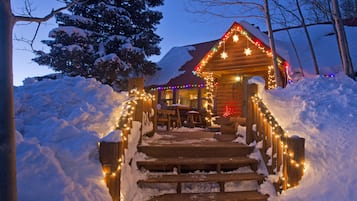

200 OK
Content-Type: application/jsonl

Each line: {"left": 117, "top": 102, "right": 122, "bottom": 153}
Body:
{"left": 33, "top": 0, "right": 163, "bottom": 90}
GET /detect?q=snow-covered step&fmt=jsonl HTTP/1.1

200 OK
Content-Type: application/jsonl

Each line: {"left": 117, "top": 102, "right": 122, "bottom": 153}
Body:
{"left": 137, "top": 143, "right": 254, "bottom": 158}
{"left": 147, "top": 191, "right": 268, "bottom": 201}
{"left": 138, "top": 172, "right": 265, "bottom": 193}
{"left": 137, "top": 156, "right": 258, "bottom": 172}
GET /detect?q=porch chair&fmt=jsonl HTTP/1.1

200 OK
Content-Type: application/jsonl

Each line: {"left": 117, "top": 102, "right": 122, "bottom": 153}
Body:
{"left": 156, "top": 109, "right": 176, "bottom": 131}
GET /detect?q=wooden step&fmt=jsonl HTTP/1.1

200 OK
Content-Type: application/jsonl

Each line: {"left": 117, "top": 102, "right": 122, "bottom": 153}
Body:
{"left": 138, "top": 172, "right": 264, "bottom": 185}
{"left": 138, "top": 144, "right": 254, "bottom": 158}
{"left": 148, "top": 191, "right": 268, "bottom": 201}
{"left": 137, "top": 157, "right": 258, "bottom": 172}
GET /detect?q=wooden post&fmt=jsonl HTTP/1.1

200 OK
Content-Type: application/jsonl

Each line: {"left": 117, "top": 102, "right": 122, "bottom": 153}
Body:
{"left": 128, "top": 77, "right": 144, "bottom": 121}
{"left": 287, "top": 136, "right": 305, "bottom": 188}
{"left": 152, "top": 90, "right": 158, "bottom": 133}
{"left": 128, "top": 78, "right": 144, "bottom": 141}
{"left": 99, "top": 141, "right": 122, "bottom": 201}
{"left": 246, "top": 84, "right": 257, "bottom": 144}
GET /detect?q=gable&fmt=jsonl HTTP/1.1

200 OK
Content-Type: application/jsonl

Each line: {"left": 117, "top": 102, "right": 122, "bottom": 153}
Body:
{"left": 194, "top": 21, "right": 289, "bottom": 77}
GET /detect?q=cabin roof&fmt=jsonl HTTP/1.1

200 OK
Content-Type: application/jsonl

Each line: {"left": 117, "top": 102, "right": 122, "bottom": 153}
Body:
{"left": 145, "top": 40, "right": 217, "bottom": 88}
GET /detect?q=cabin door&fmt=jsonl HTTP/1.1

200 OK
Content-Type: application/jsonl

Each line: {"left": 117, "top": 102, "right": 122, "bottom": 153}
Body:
{"left": 216, "top": 75, "right": 243, "bottom": 117}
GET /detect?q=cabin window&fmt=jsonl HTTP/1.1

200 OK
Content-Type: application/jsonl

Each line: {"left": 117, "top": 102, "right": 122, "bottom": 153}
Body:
{"left": 178, "top": 88, "right": 198, "bottom": 108}
{"left": 160, "top": 89, "right": 174, "bottom": 106}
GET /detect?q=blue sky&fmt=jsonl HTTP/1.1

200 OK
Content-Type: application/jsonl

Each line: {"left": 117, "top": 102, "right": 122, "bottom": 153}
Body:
{"left": 11, "top": 0, "right": 256, "bottom": 86}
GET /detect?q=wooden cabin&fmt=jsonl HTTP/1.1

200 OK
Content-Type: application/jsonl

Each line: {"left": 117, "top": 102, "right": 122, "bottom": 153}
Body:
{"left": 146, "top": 21, "right": 290, "bottom": 123}
{"left": 194, "top": 21, "right": 289, "bottom": 118}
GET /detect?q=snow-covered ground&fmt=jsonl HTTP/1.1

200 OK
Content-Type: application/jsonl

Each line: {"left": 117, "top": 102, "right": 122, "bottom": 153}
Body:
{"left": 14, "top": 76, "right": 128, "bottom": 201}
{"left": 259, "top": 73, "right": 357, "bottom": 201}
{"left": 13, "top": 23, "right": 357, "bottom": 200}
{"left": 14, "top": 74, "right": 357, "bottom": 201}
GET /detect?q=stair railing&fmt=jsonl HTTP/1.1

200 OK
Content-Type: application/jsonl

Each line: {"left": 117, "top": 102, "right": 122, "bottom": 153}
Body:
{"left": 98, "top": 78, "right": 155, "bottom": 201}
{"left": 246, "top": 83, "right": 305, "bottom": 192}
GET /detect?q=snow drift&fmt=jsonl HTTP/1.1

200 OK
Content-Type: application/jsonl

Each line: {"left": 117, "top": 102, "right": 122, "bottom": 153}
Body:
{"left": 14, "top": 76, "right": 128, "bottom": 201}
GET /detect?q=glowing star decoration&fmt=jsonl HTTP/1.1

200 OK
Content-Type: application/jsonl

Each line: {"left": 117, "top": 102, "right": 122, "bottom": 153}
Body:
{"left": 233, "top": 34, "right": 239, "bottom": 42}
{"left": 244, "top": 48, "right": 252, "bottom": 56}
{"left": 220, "top": 51, "right": 228, "bottom": 59}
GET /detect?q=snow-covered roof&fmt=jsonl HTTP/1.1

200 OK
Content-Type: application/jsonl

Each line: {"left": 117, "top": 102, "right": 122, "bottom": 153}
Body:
{"left": 145, "top": 46, "right": 194, "bottom": 86}
{"left": 145, "top": 40, "right": 217, "bottom": 87}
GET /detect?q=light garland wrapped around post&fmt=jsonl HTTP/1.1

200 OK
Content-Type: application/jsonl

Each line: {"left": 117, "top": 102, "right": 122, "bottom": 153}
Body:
{"left": 203, "top": 72, "right": 215, "bottom": 126}
{"left": 267, "top": 65, "right": 277, "bottom": 89}
{"left": 250, "top": 94, "right": 305, "bottom": 191}
{"left": 100, "top": 87, "right": 155, "bottom": 201}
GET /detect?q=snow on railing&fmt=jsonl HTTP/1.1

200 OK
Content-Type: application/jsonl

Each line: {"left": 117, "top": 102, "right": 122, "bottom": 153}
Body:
{"left": 98, "top": 78, "right": 155, "bottom": 201}
{"left": 246, "top": 83, "right": 305, "bottom": 193}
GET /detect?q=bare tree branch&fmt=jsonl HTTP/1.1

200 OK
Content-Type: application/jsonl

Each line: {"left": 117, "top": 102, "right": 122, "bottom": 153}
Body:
{"left": 192, "top": 0, "right": 264, "bottom": 10}
{"left": 23, "top": 0, "right": 34, "bottom": 17}
{"left": 194, "top": 9, "right": 264, "bottom": 19}
{"left": 14, "top": 0, "right": 77, "bottom": 23}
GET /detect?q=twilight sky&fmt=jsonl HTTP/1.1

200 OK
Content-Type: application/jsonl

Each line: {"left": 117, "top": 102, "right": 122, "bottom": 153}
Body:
{"left": 11, "top": 0, "right": 261, "bottom": 86}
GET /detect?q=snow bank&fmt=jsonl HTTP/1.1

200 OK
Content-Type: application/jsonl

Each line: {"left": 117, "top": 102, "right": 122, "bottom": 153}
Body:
{"left": 15, "top": 76, "right": 128, "bottom": 201}
{"left": 260, "top": 74, "right": 357, "bottom": 201}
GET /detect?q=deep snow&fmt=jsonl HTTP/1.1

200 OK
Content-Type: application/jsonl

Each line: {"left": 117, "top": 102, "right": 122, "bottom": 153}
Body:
{"left": 259, "top": 73, "right": 357, "bottom": 201}
{"left": 15, "top": 76, "right": 128, "bottom": 201}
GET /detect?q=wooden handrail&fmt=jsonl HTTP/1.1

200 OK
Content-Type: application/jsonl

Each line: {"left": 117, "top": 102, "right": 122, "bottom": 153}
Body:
{"left": 99, "top": 78, "right": 155, "bottom": 201}
{"left": 246, "top": 83, "right": 305, "bottom": 192}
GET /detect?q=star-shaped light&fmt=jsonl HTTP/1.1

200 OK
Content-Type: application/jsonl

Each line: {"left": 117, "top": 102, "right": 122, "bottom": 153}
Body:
{"left": 244, "top": 48, "right": 252, "bottom": 56}
{"left": 233, "top": 34, "right": 239, "bottom": 42}
{"left": 220, "top": 51, "right": 228, "bottom": 59}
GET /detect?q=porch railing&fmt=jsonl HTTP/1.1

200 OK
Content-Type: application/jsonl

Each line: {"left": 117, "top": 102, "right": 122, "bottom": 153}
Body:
{"left": 98, "top": 78, "right": 155, "bottom": 201}
{"left": 246, "top": 83, "right": 305, "bottom": 192}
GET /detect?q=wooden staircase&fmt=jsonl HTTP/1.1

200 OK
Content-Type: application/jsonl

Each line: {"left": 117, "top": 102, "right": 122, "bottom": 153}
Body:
{"left": 137, "top": 140, "right": 268, "bottom": 201}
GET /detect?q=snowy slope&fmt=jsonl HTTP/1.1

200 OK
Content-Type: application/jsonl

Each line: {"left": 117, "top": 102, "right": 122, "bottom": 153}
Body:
{"left": 274, "top": 24, "right": 357, "bottom": 77}
{"left": 15, "top": 76, "right": 128, "bottom": 201}
{"left": 258, "top": 73, "right": 357, "bottom": 201}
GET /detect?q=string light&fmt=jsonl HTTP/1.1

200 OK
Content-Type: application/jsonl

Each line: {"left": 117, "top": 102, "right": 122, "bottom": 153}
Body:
{"left": 150, "top": 83, "right": 205, "bottom": 91}
{"left": 251, "top": 94, "right": 305, "bottom": 191}
{"left": 101, "top": 88, "right": 155, "bottom": 192}
{"left": 267, "top": 65, "right": 277, "bottom": 89}
{"left": 233, "top": 34, "right": 239, "bottom": 42}
{"left": 244, "top": 47, "right": 252, "bottom": 56}
{"left": 203, "top": 72, "right": 215, "bottom": 125}
{"left": 194, "top": 22, "right": 286, "bottom": 75}
{"left": 220, "top": 51, "right": 228, "bottom": 59}
{"left": 220, "top": 41, "right": 228, "bottom": 59}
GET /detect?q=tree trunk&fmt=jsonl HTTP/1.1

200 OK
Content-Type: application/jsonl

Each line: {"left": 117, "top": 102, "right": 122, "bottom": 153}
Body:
{"left": 331, "top": 0, "right": 355, "bottom": 79}
{"left": 296, "top": 0, "right": 320, "bottom": 75}
{"left": 264, "top": 0, "right": 283, "bottom": 87}
{"left": 0, "top": 0, "right": 18, "bottom": 201}
{"left": 286, "top": 29, "right": 304, "bottom": 76}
